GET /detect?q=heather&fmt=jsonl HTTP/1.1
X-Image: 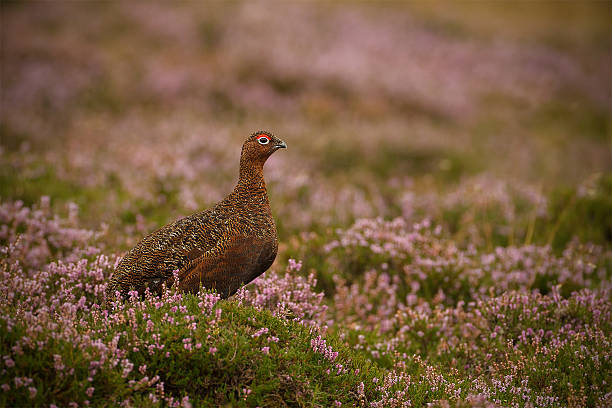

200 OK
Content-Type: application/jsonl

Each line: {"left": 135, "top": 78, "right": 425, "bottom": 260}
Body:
{"left": 2, "top": 2, "right": 611, "bottom": 407}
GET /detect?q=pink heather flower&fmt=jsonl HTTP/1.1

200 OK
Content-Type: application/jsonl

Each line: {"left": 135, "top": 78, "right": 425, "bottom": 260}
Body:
{"left": 86, "top": 387, "right": 94, "bottom": 397}
{"left": 53, "top": 354, "right": 64, "bottom": 371}
{"left": 287, "top": 258, "right": 302, "bottom": 272}
{"left": 357, "top": 382, "right": 365, "bottom": 396}
{"left": 195, "top": 343, "right": 202, "bottom": 349}
{"left": 4, "top": 358, "right": 15, "bottom": 368}
{"left": 261, "top": 346, "right": 270, "bottom": 355}
{"left": 335, "top": 401, "right": 342, "bottom": 407}
{"left": 28, "top": 386, "right": 37, "bottom": 398}
{"left": 121, "top": 359, "right": 134, "bottom": 378}
{"left": 198, "top": 293, "right": 221, "bottom": 314}
{"left": 252, "top": 328, "right": 269, "bottom": 338}
{"left": 242, "top": 387, "right": 252, "bottom": 401}
{"left": 1, "top": 384, "right": 9, "bottom": 392}
{"left": 311, "top": 335, "right": 338, "bottom": 361}
{"left": 209, "top": 347, "right": 217, "bottom": 354}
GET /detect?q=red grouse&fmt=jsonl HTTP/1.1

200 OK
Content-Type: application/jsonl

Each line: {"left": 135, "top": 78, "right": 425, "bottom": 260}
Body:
{"left": 106, "top": 131, "right": 287, "bottom": 300}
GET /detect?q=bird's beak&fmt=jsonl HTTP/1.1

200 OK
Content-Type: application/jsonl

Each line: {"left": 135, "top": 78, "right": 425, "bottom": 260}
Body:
{"left": 275, "top": 140, "right": 287, "bottom": 149}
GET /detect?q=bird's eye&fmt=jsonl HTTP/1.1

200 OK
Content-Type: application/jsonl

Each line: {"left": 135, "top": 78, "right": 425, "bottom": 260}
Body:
{"left": 257, "top": 136, "right": 270, "bottom": 145}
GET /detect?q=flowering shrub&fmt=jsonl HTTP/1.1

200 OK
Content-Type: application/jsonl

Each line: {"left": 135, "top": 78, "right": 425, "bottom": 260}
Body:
{"left": 2, "top": 199, "right": 610, "bottom": 406}
{"left": 235, "top": 258, "right": 328, "bottom": 328}
{"left": 0, "top": 201, "right": 376, "bottom": 406}
{"left": 325, "top": 217, "right": 610, "bottom": 310}
{"left": 0, "top": 197, "right": 100, "bottom": 270}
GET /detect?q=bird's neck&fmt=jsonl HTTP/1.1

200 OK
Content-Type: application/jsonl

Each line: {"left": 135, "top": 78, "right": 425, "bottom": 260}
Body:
{"left": 235, "top": 161, "right": 267, "bottom": 198}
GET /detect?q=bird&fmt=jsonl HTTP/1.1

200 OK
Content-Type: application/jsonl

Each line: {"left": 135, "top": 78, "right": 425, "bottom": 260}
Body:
{"left": 105, "top": 131, "right": 287, "bottom": 301}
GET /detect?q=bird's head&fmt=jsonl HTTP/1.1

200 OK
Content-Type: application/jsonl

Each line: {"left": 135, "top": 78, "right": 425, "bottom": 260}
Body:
{"left": 240, "top": 131, "right": 287, "bottom": 167}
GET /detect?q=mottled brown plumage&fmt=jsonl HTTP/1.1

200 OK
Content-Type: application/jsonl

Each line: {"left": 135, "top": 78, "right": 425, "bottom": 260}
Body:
{"left": 106, "top": 131, "right": 286, "bottom": 300}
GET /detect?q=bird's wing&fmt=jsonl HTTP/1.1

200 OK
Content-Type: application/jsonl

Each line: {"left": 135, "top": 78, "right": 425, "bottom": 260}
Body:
{"left": 112, "top": 211, "right": 235, "bottom": 297}
{"left": 171, "top": 215, "right": 273, "bottom": 298}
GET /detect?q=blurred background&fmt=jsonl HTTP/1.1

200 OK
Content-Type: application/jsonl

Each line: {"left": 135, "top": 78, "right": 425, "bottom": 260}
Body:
{"left": 1, "top": 1, "right": 610, "bottom": 252}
